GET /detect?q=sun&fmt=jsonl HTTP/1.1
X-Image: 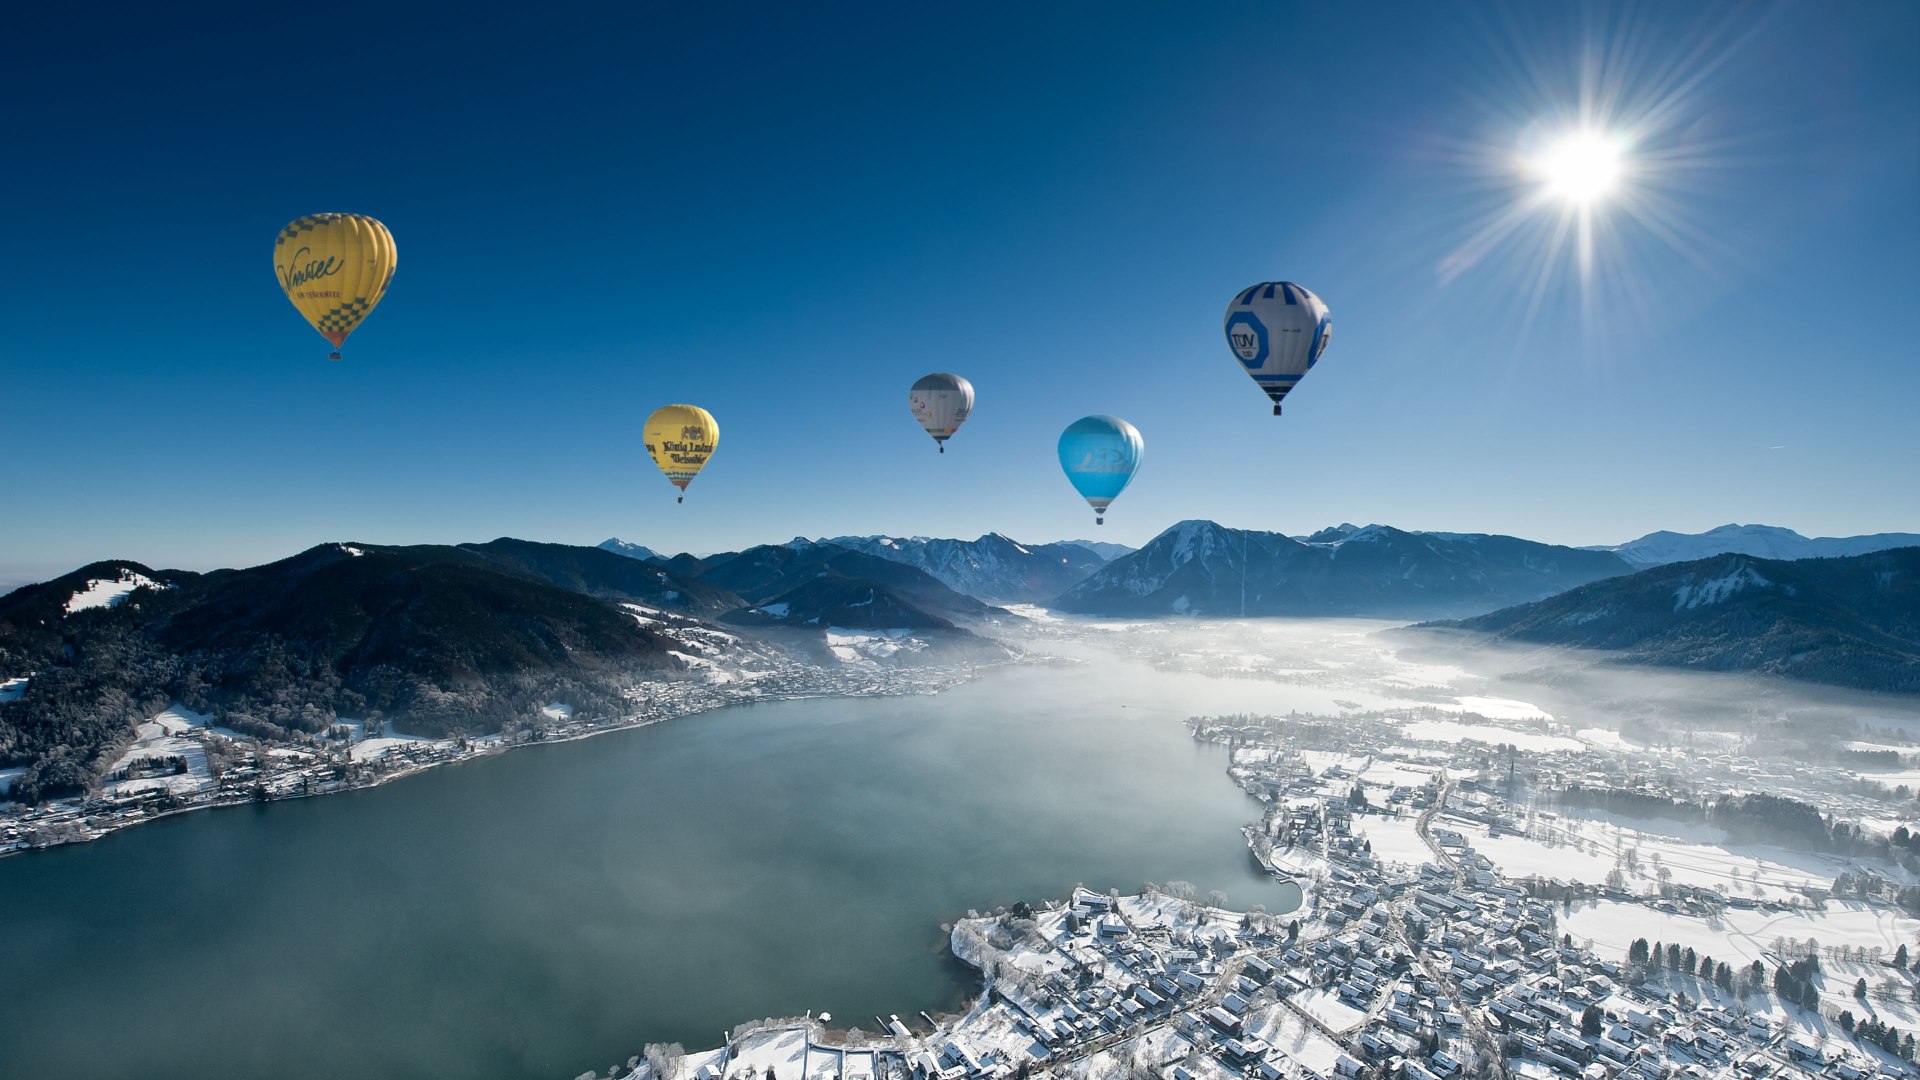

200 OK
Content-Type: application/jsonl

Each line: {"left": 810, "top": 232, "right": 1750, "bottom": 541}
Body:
{"left": 1531, "top": 130, "right": 1627, "bottom": 206}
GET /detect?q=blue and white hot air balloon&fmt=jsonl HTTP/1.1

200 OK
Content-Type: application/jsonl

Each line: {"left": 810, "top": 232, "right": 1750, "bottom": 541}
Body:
{"left": 1224, "top": 281, "right": 1332, "bottom": 415}
{"left": 1057, "top": 415, "right": 1143, "bottom": 526}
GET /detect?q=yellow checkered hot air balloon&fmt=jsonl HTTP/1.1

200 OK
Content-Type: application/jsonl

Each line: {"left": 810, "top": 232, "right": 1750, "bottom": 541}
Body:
{"left": 273, "top": 214, "right": 396, "bottom": 360}
{"left": 643, "top": 404, "right": 719, "bottom": 503}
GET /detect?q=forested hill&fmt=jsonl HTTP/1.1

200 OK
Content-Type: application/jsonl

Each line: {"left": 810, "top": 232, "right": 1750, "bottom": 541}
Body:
{"left": 0, "top": 544, "right": 696, "bottom": 803}
{"left": 1426, "top": 548, "right": 1920, "bottom": 693}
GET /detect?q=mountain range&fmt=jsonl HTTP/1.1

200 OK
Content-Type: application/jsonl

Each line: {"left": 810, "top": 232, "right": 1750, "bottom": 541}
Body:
{"left": 1052, "top": 520, "right": 1635, "bottom": 618}
{"left": 9, "top": 521, "right": 1916, "bottom": 801}
{"left": 1591, "top": 523, "right": 1920, "bottom": 567}
{"left": 1428, "top": 548, "right": 1920, "bottom": 693}
{"left": 603, "top": 533, "right": 1120, "bottom": 604}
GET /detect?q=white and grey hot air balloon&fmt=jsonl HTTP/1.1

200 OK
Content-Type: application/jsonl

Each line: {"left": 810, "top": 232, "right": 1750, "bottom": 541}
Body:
{"left": 907, "top": 372, "right": 974, "bottom": 453}
{"left": 1223, "top": 281, "right": 1332, "bottom": 416}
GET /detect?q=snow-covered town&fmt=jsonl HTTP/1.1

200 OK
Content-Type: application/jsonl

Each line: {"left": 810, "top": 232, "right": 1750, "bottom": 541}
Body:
{"left": 602, "top": 702, "right": 1920, "bottom": 1080}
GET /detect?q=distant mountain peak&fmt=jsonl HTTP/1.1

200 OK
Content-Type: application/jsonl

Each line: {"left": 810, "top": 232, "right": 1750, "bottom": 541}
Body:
{"left": 598, "top": 538, "right": 663, "bottom": 562}
{"left": 1702, "top": 523, "right": 1808, "bottom": 540}
{"left": 1302, "top": 523, "right": 1361, "bottom": 543}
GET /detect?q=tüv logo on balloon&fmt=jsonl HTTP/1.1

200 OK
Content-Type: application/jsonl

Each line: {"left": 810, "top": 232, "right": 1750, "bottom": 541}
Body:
{"left": 1076, "top": 449, "right": 1131, "bottom": 472}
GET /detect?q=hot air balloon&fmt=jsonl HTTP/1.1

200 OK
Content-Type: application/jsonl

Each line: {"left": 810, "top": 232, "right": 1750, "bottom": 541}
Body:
{"left": 908, "top": 373, "right": 974, "bottom": 453}
{"left": 1057, "top": 415, "right": 1143, "bottom": 526}
{"left": 1223, "top": 281, "right": 1331, "bottom": 415}
{"left": 274, "top": 214, "right": 396, "bottom": 360}
{"left": 643, "top": 404, "right": 719, "bottom": 503}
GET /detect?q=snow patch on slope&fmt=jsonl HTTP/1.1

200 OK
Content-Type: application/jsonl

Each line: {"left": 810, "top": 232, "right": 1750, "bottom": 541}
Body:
{"left": 65, "top": 570, "right": 168, "bottom": 614}
{"left": 1673, "top": 563, "right": 1772, "bottom": 610}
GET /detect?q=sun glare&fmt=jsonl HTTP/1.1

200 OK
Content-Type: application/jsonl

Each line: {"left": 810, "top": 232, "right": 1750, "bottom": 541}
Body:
{"left": 1429, "top": 5, "right": 1762, "bottom": 341}
{"left": 1533, "top": 131, "right": 1626, "bottom": 205}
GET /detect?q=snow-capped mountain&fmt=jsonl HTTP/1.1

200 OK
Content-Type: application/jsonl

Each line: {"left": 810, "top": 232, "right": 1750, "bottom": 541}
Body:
{"left": 1053, "top": 520, "right": 1634, "bottom": 618}
{"left": 598, "top": 538, "right": 665, "bottom": 563}
{"left": 1430, "top": 548, "right": 1920, "bottom": 693}
{"left": 1594, "top": 524, "right": 1920, "bottom": 567}
{"left": 818, "top": 533, "right": 1110, "bottom": 603}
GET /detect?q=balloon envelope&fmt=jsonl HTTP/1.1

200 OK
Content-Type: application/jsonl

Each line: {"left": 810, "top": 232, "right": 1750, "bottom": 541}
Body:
{"left": 274, "top": 214, "right": 396, "bottom": 359}
{"left": 1223, "top": 281, "right": 1331, "bottom": 413}
{"left": 908, "top": 373, "right": 974, "bottom": 451}
{"left": 1057, "top": 415, "right": 1143, "bottom": 522}
{"left": 643, "top": 404, "right": 719, "bottom": 498}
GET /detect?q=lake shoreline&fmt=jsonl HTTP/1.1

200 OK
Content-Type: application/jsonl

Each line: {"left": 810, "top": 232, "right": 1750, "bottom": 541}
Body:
{"left": 0, "top": 656, "right": 1027, "bottom": 860}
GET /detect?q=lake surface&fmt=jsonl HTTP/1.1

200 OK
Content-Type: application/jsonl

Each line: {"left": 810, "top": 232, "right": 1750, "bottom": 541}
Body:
{"left": 0, "top": 643, "right": 1314, "bottom": 1080}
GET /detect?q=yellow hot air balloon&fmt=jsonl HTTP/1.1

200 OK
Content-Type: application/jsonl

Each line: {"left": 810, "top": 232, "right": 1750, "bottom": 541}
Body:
{"left": 643, "top": 404, "right": 719, "bottom": 503}
{"left": 273, "top": 214, "right": 396, "bottom": 360}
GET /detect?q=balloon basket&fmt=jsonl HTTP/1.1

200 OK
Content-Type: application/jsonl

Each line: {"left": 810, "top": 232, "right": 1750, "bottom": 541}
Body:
{"left": 938, "top": 444, "right": 944, "bottom": 454}
{"left": 676, "top": 495, "right": 684, "bottom": 504}
{"left": 1095, "top": 516, "right": 1104, "bottom": 526}
{"left": 329, "top": 351, "right": 342, "bottom": 362}
{"left": 1273, "top": 403, "right": 1282, "bottom": 416}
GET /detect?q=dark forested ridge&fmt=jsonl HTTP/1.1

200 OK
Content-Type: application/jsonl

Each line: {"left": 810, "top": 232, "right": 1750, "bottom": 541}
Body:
{"left": 693, "top": 542, "right": 1009, "bottom": 626}
{"left": 0, "top": 545, "right": 695, "bottom": 802}
{"left": 1427, "top": 548, "right": 1920, "bottom": 693}
{"left": 0, "top": 537, "right": 1015, "bottom": 804}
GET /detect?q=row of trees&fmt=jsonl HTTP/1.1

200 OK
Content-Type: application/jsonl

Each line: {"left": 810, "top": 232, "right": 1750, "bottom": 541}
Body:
{"left": 1625, "top": 937, "right": 1747, "bottom": 992}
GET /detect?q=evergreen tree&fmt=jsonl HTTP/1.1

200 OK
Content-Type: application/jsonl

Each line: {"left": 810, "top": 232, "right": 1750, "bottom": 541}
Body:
{"left": 1581, "top": 1005, "right": 1604, "bottom": 1037}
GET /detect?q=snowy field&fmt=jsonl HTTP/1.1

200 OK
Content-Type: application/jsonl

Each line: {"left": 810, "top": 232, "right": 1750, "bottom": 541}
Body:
{"left": 1353, "top": 814, "right": 1439, "bottom": 870}
{"left": 321, "top": 719, "right": 446, "bottom": 763}
{"left": 1566, "top": 898, "right": 1920, "bottom": 966}
{"left": 1247, "top": 1000, "right": 1347, "bottom": 1075}
{"left": 1292, "top": 987, "right": 1369, "bottom": 1033}
{"left": 1398, "top": 719, "right": 1585, "bottom": 754}
{"left": 1447, "top": 696, "right": 1553, "bottom": 721}
{"left": 1502, "top": 809, "right": 1909, "bottom": 900}
{"left": 825, "top": 628, "right": 929, "bottom": 663}
{"left": 1358, "top": 759, "right": 1440, "bottom": 790}
{"left": 102, "top": 707, "right": 216, "bottom": 797}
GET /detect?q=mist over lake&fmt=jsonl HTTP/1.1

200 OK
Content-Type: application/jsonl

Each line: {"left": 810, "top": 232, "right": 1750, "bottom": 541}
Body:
{"left": 0, "top": 633, "right": 1323, "bottom": 1080}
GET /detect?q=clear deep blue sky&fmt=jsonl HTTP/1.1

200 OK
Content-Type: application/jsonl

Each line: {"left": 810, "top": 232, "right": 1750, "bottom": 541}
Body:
{"left": 4, "top": 2, "right": 1916, "bottom": 580}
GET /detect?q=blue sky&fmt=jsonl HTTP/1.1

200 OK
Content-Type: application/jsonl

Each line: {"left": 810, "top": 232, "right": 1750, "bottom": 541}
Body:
{"left": 3, "top": 2, "right": 1916, "bottom": 580}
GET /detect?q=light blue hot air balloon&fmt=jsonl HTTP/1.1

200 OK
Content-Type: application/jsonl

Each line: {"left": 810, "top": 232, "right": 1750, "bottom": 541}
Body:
{"left": 1057, "top": 415, "right": 1144, "bottom": 526}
